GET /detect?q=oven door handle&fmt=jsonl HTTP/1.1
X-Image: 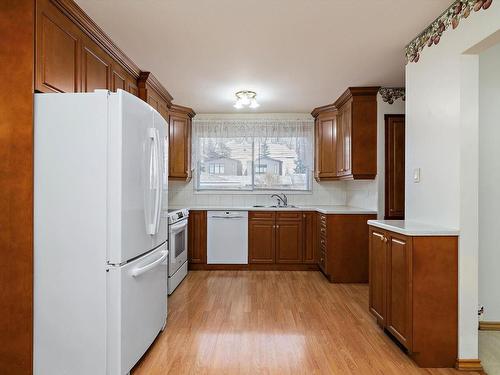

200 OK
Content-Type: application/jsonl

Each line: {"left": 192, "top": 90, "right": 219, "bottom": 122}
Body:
{"left": 169, "top": 220, "right": 188, "bottom": 233}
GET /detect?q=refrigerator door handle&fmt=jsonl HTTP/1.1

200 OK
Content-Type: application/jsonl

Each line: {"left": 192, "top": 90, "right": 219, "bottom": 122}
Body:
{"left": 147, "top": 128, "right": 160, "bottom": 235}
{"left": 154, "top": 132, "right": 163, "bottom": 234}
{"left": 131, "top": 250, "right": 168, "bottom": 277}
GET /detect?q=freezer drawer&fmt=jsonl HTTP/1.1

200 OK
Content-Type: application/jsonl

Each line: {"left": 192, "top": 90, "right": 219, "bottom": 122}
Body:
{"left": 107, "top": 244, "right": 168, "bottom": 375}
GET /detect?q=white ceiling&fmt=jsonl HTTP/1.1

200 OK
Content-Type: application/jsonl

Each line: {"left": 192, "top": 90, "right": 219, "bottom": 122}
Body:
{"left": 76, "top": 0, "right": 450, "bottom": 113}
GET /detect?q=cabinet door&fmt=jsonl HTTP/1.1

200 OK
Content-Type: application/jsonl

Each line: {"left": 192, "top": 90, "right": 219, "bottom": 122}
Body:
{"left": 316, "top": 114, "right": 337, "bottom": 179}
{"left": 369, "top": 228, "right": 387, "bottom": 326}
{"left": 127, "top": 80, "right": 139, "bottom": 96}
{"left": 337, "top": 103, "right": 352, "bottom": 177}
{"left": 303, "top": 212, "right": 317, "bottom": 263}
{"left": 81, "top": 38, "right": 111, "bottom": 92}
{"left": 342, "top": 101, "right": 352, "bottom": 175}
{"left": 276, "top": 218, "right": 303, "bottom": 263}
{"left": 188, "top": 211, "right": 207, "bottom": 264}
{"left": 36, "top": 0, "right": 80, "bottom": 93}
{"left": 386, "top": 233, "right": 412, "bottom": 349}
{"left": 336, "top": 109, "right": 344, "bottom": 176}
{"left": 169, "top": 115, "right": 190, "bottom": 180}
{"left": 111, "top": 68, "right": 126, "bottom": 92}
{"left": 248, "top": 219, "right": 275, "bottom": 264}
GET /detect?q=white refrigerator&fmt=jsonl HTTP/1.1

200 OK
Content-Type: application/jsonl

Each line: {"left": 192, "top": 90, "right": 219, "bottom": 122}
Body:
{"left": 34, "top": 89, "right": 169, "bottom": 375}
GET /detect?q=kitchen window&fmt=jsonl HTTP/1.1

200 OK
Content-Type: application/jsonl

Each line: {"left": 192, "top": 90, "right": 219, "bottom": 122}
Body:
{"left": 192, "top": 118, "right": 314, "bottom": 191}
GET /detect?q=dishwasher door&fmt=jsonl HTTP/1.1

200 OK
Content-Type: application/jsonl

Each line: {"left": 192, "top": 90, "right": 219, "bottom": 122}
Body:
{"left": 207, "top": 211, "right": 248, "bottom": 264}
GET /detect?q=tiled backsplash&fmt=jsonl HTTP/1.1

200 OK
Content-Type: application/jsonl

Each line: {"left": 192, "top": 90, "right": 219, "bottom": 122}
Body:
{"left": 169, "top": 179, "right": 377, "bottom": 209}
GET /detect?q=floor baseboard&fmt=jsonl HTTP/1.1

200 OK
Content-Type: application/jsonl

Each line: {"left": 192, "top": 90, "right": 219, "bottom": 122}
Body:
{"left": 455, "top": 359, "right": 484, "bottom": 372}
{"left": 479, "top": 321, "right": 500, "bottom": 331}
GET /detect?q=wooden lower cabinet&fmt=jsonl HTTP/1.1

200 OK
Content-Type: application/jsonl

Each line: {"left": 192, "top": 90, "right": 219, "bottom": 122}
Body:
{"left": 368, "top": 226, "right": 458, "bottom": 368}
{"left": 302, "top": 212, "right": 317, "bottom": 264}
{"left": 247, "top": 211, "right": 313, "bottom": 267}
{"left": 320, "top": 214, "right": 377, "bottom": 283}
{"left": 275, "top": 213, "right": 303, "bottom": 263}
{"left": 248, "top": 218, "right": 275, "bottom": 263}
{"left": 369, "top": 229, "right": 387, "bottom": 325}
{"left": 188, "top": 210, "right": 207, "bottom": 264}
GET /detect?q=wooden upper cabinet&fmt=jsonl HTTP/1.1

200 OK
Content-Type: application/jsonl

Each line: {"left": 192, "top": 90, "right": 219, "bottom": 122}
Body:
{"left": 337, "top": 101, "right": 352, "bottom": 177}
{"left": 138, "top": 72, "right": 173, "bottom": 121}
{"left": 81, "top": 38, "right": 111, "bottom": 92}
{"left": 312, "top": 87, "right": 379, "bottom": 181}
{"left": 35, "top": 0, "right": 141, "bottom": 94}
{"left": 169, "top": 104, "right": 195, "bottom": 181}
{"left": 111, "top": 69, "right": 126, "bottom": 91}
{"left": 36, "top": 0, "right": 81, "bottom": 93}
{"left": 313, "top": 105, "right": 337, "bottom": 181}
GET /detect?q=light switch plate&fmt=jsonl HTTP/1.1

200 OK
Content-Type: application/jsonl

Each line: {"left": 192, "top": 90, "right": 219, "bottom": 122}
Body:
{"left": 413, "top": 168, "right": 421, "bottom": 183}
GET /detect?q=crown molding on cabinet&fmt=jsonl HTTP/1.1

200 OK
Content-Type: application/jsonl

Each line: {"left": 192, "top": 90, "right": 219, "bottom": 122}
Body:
{"left": 49, "top": 0, "right": 141, "bottom": 78}
{"left": 138, "top": 72, "right": 174, "bottom": 105}
{"left": 170, "top": 104, "right": 196, "bottom": 118}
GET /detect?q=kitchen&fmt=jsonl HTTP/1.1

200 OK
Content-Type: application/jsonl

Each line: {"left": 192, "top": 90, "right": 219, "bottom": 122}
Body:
{"left": 1, "top": 1, "right": 500, "bottom": 374}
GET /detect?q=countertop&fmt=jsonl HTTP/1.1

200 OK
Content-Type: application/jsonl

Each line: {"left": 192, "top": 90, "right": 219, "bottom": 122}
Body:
{"left": 169, "top": 205, "right": 377, "bottom": 215}
{"left": 367, "top": 220, "right": 459, "bottom": 236}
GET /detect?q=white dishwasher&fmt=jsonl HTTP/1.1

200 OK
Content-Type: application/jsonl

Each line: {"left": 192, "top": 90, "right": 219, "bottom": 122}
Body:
{"left": 207, "top": 211, "right": 248, "bottom": 264}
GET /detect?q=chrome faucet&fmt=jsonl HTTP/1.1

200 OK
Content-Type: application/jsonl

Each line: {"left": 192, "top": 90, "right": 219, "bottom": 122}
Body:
{"left": 271, "top": 193, "right": 288, "bottom": 207}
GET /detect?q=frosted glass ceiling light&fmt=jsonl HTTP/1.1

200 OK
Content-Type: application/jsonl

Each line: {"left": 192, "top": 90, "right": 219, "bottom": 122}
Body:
{"left": 234, "top": 90, "right": 259, "bottom": 109}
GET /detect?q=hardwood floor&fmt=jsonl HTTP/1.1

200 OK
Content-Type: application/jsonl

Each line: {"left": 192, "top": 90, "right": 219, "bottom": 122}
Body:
{"left": 133, "top": 271, "right": 477, "bottom": 375}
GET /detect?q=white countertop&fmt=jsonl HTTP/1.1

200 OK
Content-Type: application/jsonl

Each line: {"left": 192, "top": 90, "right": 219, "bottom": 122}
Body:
{"left": 169, "top": 205, "right": 377, "bottom": 215}
{"left": 367, "top": 220, "right": 459, "bottom": 236}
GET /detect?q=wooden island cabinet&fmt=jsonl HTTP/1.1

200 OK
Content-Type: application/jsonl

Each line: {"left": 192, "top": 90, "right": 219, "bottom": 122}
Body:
{"left": 312, "top": 87, "right": 379, "bottom": 181}
{"left": 368, "top": 224, "right": 458, "bottom": 368}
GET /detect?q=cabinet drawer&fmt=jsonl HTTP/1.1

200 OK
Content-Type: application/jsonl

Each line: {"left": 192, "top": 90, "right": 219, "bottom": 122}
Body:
{"left": 276, "top": 211, "right": 302, "bottom": 221}
{"left": 249, "top": 211, "right": 275, "bottom": 220}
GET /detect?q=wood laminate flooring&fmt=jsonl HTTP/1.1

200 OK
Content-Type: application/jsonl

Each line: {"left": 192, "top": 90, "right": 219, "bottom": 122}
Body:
{"left": 133, "top": 271, "right": 478, "bottom": 375}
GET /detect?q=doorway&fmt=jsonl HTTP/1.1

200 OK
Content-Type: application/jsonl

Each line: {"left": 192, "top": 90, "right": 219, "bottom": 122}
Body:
{"left": 384, "top": 114, "right": 405, "bottom": 220}
{"left": 477, "top": 40, "right": 500, "bottom": 375}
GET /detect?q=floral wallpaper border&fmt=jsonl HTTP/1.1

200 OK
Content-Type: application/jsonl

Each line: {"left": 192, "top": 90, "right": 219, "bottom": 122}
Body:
{"left": 405, "top": 0, "right": 493, "bottom": 63}
{"left": 379, "top": 88, "right": 405, "bottom": 104}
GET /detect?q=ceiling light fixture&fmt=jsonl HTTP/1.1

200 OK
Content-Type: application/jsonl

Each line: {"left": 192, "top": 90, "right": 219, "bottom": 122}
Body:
{"left": 234, "top": 90, "right": 260, "bottom": 109}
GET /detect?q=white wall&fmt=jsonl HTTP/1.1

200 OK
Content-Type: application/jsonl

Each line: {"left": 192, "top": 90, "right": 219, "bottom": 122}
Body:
{"left": 345, "top": 94, "right": 405, "bottom": 216}
{"left": 479, "top": 43, "right": 500, "bottom": 322}
{"left": 405, "top": 2, "right": 500, "bottom": 359}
